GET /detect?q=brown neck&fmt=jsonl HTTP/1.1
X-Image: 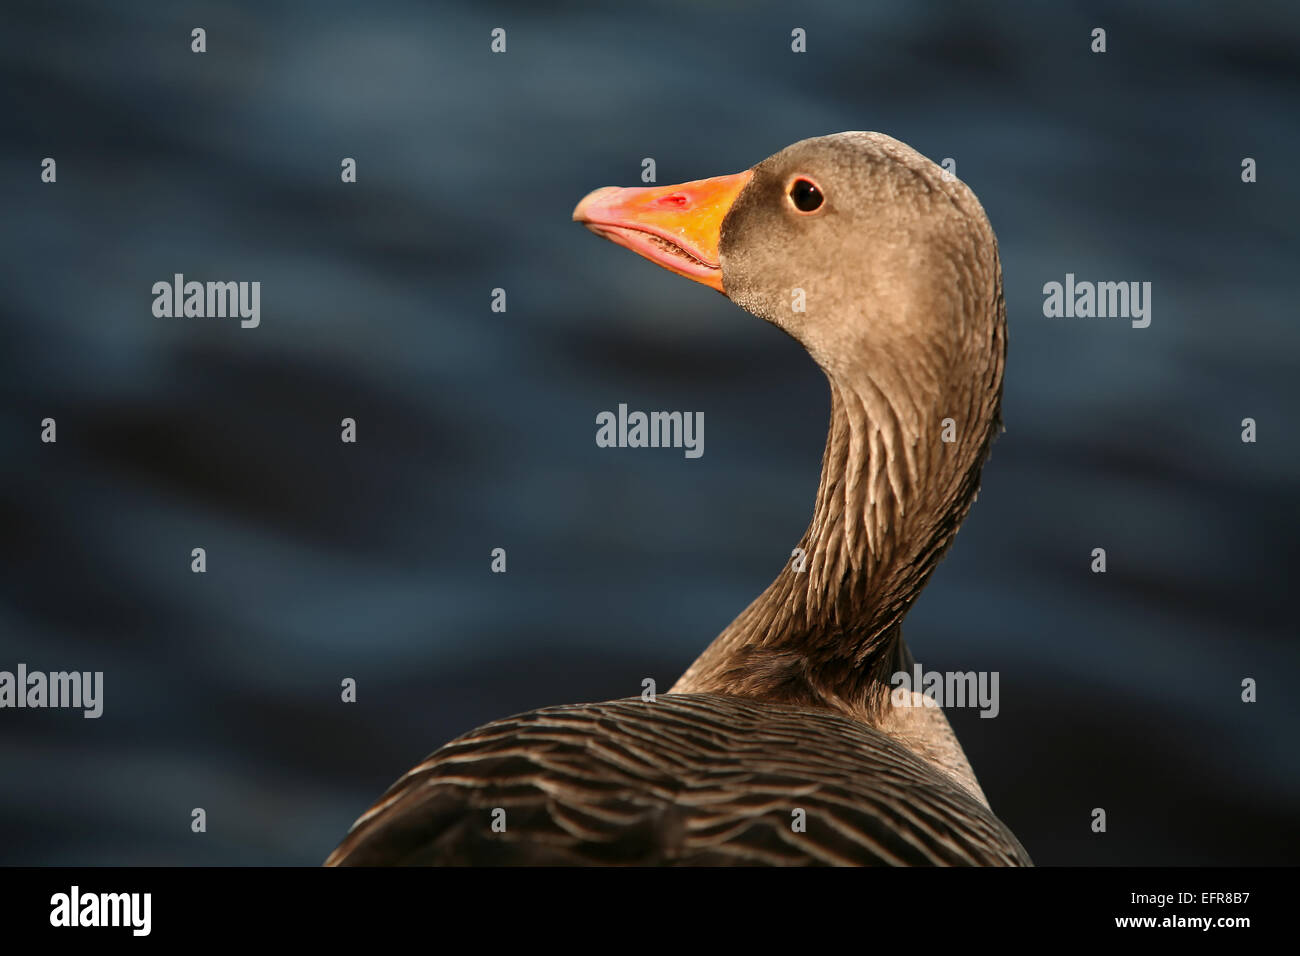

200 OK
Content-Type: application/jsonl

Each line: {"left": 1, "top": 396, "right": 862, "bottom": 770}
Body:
{"left": 671, "top": 340, "right": 1003, "bottom": 722}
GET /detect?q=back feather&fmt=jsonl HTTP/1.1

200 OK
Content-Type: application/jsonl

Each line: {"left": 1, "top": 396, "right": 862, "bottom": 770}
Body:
{"left": 325, "top": 694, "right": 1030, "bottom": 866}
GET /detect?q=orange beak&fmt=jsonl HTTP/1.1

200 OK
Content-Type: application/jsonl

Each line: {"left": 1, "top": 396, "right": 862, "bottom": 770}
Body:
{"left": 572, "top": 170, "right": 753, "bottom": 293}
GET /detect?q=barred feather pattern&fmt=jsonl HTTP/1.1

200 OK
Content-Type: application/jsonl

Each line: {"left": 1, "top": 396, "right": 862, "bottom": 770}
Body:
{"left": 325, "top": 694, "right": 1031, "bottom": 867}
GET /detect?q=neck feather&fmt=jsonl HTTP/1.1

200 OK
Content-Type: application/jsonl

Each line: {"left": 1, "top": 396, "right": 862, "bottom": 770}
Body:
{"left": 671, "top": 337, "right": 1003, "bottom": 723}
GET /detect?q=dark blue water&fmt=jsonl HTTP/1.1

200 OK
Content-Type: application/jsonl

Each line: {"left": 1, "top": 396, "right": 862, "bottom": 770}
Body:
{"left": 2, "top": 1, "right": 1297, "bottom": 864}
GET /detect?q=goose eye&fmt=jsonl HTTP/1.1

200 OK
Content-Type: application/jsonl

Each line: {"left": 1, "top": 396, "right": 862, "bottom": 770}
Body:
{"left": 788, "top": 178, "right": 824, "bottom": 213}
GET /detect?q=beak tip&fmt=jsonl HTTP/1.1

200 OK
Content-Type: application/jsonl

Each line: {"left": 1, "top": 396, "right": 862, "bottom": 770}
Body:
{"left": 572, "top": 186, "right": 618, "bottom": 222}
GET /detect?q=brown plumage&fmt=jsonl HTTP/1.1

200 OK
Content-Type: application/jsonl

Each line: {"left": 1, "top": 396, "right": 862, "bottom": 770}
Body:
{"left": 326, "top": 132, "right": 1027, "bottom": 866}
{"left": 327, "top": 695, "right": 1025, "bottom": 866}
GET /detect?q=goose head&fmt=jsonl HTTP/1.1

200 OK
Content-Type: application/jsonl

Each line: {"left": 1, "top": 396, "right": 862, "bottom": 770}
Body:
{"left": 575, "top": 132, "right": 1003, "bottom": 391}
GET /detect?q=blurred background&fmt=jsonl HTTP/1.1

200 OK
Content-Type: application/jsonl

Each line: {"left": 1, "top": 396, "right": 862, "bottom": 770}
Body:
{"left": 2, "top": 1, "right": 1297, "bottom": 865}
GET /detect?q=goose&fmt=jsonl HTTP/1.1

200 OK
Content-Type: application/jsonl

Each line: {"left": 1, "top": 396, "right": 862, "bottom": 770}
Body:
{"left": 326, "top": 131, "right": 1028, "bottom": 866}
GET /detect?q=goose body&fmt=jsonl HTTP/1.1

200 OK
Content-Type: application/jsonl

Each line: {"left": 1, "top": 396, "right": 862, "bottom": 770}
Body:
{"left": 328, "top": 132, "right": 1028, "bottom": 866}
{"left": 327, "top": 695, "right": 1027, "bottom": 866}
